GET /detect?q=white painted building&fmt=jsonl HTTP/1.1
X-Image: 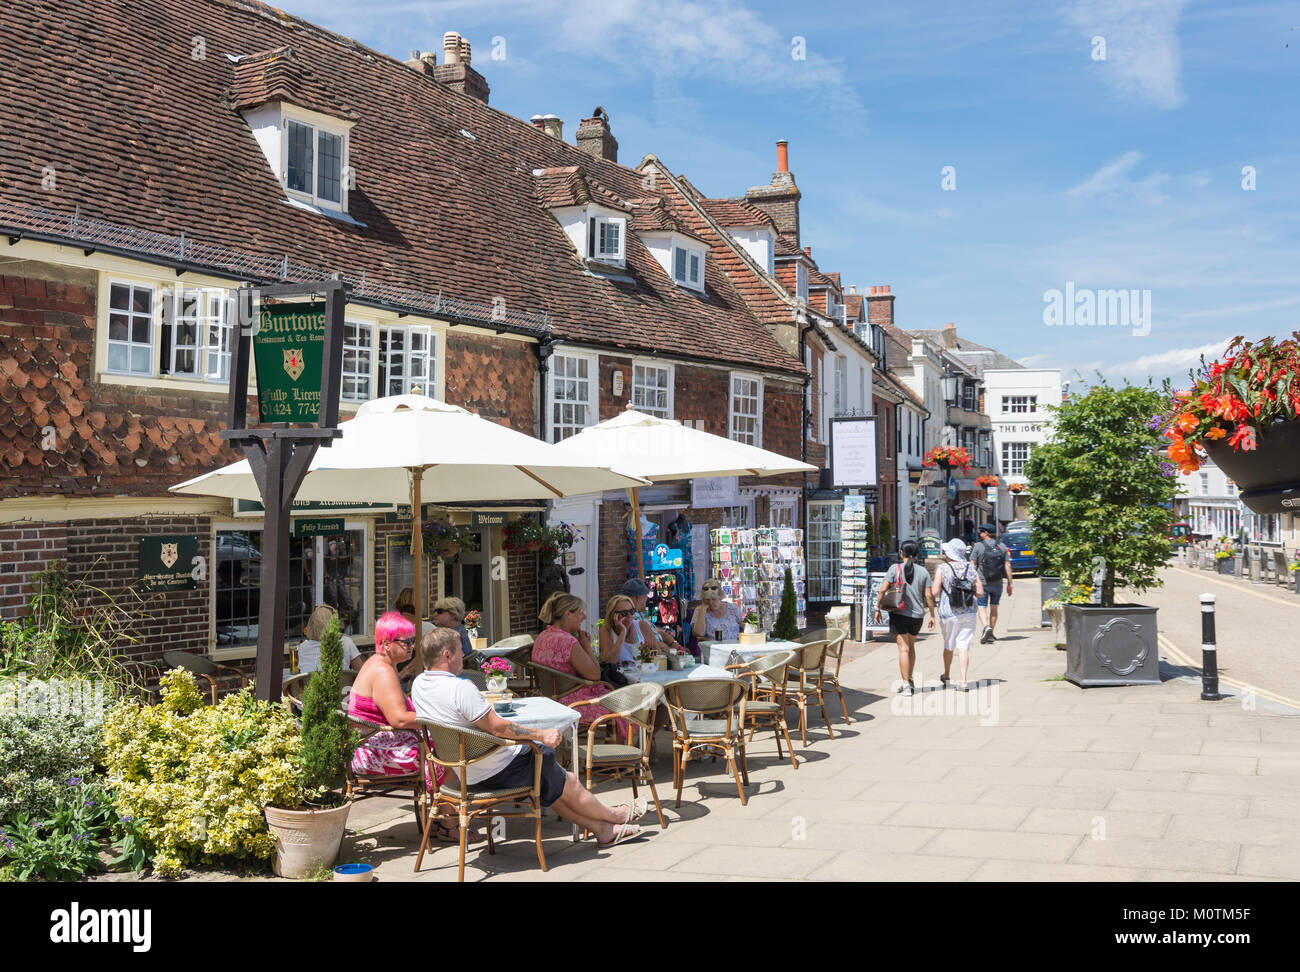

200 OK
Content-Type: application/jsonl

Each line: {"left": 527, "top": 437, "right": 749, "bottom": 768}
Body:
{"left": 984, "top": 368, "right": 1061, "bottom": 523}
{"left": 1174, "top": 459, "right": 1292, "bottom": 547}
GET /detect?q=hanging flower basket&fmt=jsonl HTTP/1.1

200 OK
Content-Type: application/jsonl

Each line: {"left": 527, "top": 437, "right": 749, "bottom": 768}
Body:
{"left": 422, "top": 520, "right": 478, "bottom": 558}
{"left": 437, "top": 542, "right": 462, "bottom": 560}
{"left": 1008, "top": 483, "right": 1026, "bottom": 494}
{"left": 923, "top": 445, "right": 972, "bottom": 472}
{"left": 1163, "top": 333, "right": 1300, "bottom": 514}
{"left": 975, "top": 474, "right": 999, "bottom": 488}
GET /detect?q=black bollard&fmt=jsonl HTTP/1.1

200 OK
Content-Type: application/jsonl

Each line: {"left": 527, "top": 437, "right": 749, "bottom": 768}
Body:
{"left": 1200, "top": 593, "right": 1221, "bottom": 701}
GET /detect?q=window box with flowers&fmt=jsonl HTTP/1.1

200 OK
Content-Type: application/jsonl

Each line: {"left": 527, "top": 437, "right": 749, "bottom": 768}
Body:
{"left": 1163, "top": 333, "right": 1300, "bottom": 515}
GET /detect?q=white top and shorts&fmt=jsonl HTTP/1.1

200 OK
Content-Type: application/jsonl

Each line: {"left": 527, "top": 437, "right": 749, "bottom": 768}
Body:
{"left": 935, "top": 561, "right": 979, "bottom": 655}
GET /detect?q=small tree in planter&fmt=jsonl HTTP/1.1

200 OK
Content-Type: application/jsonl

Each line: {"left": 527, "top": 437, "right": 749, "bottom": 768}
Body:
{"left": 1025, "top": 381, "right": 1177, "bottom": 686}
{"left": 772, "top": 567, "right": 799, "bottom": 641}
{"left": 264, "top": 616, "right": 358, "bottom": 878}
{"left": 877, "top": 513, "right": 893, "bottom": 556}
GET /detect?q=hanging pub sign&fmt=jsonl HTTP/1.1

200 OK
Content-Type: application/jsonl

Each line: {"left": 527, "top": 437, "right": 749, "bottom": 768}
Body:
{"left": 830, "top": 416, "right": 878, "bottom": 489}
{"left": 252, "top": 303, "right": 327, "bottom": 423}
{"left": 139, "top": 535, "right": 200, "bottom": 591}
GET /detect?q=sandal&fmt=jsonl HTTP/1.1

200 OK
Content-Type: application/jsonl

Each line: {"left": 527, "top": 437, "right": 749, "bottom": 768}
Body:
{"left": 598, "top": 822, "right": 642, "bottom": 846}
{"left": 940, "top": 674, "right": 950, "bottom": 688}
{"left": 620, "top": 797, "right": 647, "bottom": 824}
{"left": 430, "top": 819, "right": 483, "bottom": 844}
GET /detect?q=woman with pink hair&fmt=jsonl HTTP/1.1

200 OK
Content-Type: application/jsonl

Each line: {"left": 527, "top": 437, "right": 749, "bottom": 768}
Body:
{"left": 349, "top": 611, "right": 479, "bottom": 843}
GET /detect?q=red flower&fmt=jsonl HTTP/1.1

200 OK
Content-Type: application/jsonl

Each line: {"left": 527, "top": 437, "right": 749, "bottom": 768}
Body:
{"left": 1227, "top": 424, "right": 1257, "bottom": 451}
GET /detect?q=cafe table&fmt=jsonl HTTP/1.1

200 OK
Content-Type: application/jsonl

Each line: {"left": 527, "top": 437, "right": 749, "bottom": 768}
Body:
{"left": 703, "top": 639, "right": 803, "bottom": 669}
{"left": 625, "top": 663, "right": 736, "bottom": 684}
{"left": 497, "top": 694, "right": 582, "bottom": 841}
{"left": 476, "top": 643, "right": 521, "bottom": 659}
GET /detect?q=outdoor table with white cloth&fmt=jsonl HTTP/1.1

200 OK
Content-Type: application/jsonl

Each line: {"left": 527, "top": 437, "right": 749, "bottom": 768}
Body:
{"left": 498, "top": 694, "right": 582, "bottom": 841}
{"left": 625, "top": 664, "right": 736, "bottom": 684}
{"left": 703, "top": 640, "right": 802, "bottom": 669}
{"left": 475, "top": 643, "right": 522, "bottom": 659}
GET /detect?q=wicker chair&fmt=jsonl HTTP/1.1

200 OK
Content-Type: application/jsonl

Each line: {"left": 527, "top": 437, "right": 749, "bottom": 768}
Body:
{"left": 460, "top": 668, "right": 488, "bottom": 691}
{"left": 342, "top": 707, "right": 428, "bottom": 832}
{"left": 529, "top": 661, "right": 610, "bottom": 699}
{"left": 161, "top": 650, "right": 248, "bottom": 704}
{"left": 281, "top": 669, "right": 356, "bottom": 715}
{"left": 503, "top": 645, "right": 537, "bottom": 697}
{"left": 414, "top": 718, "right": 548, "bottom": 881}
{"left": 783, "top": 639, "right": 833, "bottom": 746}
{"left": 797, "top": 627, "right": 850, "bottom": 725}
{"left": 727, "top": 649, "right": 799, "bottom": 770}
{"left": 571, "top": 682, "right": 667, "bottom": 830}
{"left": 663, "top": 678, "right": 750, "bottom": 807}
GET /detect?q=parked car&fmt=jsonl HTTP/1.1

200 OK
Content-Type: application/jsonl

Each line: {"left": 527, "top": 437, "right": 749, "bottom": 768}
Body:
{"left": 1167, "top": 522, "right": 1193, "bottom": 545}
{"left": 1002, "top": 528, "right": 1038, "bottom": 573}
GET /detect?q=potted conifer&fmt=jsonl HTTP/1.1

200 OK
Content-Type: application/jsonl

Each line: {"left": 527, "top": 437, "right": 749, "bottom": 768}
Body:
{"left": 772, "top": 567, "right": 799, "bottom": 641}
{"left": 264, "top": 616, "right": 357, "bottom": 878}
{"left": 1025, "top": 382, "right": 1176, "bottom": 686}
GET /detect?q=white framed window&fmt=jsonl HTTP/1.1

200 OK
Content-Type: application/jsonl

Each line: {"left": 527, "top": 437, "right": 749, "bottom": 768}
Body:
{"left": 729, "top": 373, "right": 762, "bottom": 446}
{"left": 379, "top": 325, "right": 435, "bottom": 398}
{"left": 588, "top": 215, "right": 625, "bottom": 263}
{"left": 342, "top": 321, "right": 375, "bottom": 402}
{"left": 1002, "top": 441, "right": 1032, "bottom": 476}
{"left": 671, "top": 245, "right": 704, "bottom": 290}
{"left": 549, "top": 351, "right": 598, "bottom": 442}
{"left": 858, "top": 365, "right": 866, "bottom": 415}
{"left": 162, "top": 287, "right": 233, "bottom": 382}
{"left": 632, "top": 362, "right": 673, "bottom": 418}
{"left": 807, "top": 500, "right": 842, "bottom": 601}
{"left": 834, "top": 356, "right": 848, "bottom": 417}
{"left": 285, "top": 116, "right": 348, "bottom": 209}
{"left": 106, "top": 281, "right": 155, "bottom": 376}
{"left": 1002, "top": 395, "right": 1037, "bottom": 414}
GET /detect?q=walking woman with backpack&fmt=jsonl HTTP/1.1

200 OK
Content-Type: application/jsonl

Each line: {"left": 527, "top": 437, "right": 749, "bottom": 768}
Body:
{"left": 874, "top": 540, "right": 936, "bottom": 696}
{"left": 931, "top": 538, "right": 985, "bottom": 691}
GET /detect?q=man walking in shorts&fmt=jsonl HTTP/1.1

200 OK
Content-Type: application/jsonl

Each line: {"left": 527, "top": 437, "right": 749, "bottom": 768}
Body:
{"left": 971, "top": 524, "right": 1013, "bottom": 644}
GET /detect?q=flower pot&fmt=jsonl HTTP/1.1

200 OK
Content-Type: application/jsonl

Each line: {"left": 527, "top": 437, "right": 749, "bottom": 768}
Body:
{"left": 437, "top": 542, "right": 462, "bottom": 560}
{"left": 264, "top": 800, "right": 352, "bottom": 879}
{"left": 1216, "top": 557, "right": 1236, "bottom": 575}
{"left": 1039, "top": 576, "right": 1061, "bottom": 627}
{"left": 1204, "top": 419, "right": 1300, "bottom": 515}
{"left": 1063, "top": 603, "right": 1160, "bottom": 687}
{"left": 486, "top": 677, "right": 508, "bottom": 694}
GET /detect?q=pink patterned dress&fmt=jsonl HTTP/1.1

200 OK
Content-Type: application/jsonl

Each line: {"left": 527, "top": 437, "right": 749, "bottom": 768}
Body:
{"left": 348, "top": 692, "right": 444, "bottom": 793}
{"left": 532, "top": 625, "right": 630, "bottom": 740}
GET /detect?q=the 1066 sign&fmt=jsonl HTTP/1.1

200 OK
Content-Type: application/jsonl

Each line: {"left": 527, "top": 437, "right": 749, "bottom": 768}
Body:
{"left": 253, "top": 303, "right": 327, "bottom": 422}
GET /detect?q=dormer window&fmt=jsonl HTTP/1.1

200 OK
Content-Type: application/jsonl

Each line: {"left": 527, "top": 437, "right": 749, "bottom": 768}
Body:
{"left": 588, "top": 215, "right": 625, "bottom": 263}
{"left": 672, "top": 244, "right": 704, "bottom": 290}
{"left": 284, "top": 116, "right": 347, "bottom": 208}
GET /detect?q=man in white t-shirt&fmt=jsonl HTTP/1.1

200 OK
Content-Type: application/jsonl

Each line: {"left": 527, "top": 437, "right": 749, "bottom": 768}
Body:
{"left": 411, "top": 628, "right": 646, "bottom": 846}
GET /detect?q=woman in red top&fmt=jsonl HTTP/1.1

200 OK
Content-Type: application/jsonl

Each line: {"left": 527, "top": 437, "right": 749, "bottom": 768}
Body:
{"left": 531, "top": 592, "right": 629, "bottom": 740}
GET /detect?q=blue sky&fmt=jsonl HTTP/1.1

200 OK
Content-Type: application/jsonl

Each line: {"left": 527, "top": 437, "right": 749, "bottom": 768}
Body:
{"left": 277, "top": 0, "right": 1299, "bottom": 389}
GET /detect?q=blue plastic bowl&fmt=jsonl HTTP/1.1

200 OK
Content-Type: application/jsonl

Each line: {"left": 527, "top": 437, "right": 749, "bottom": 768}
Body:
{"left": 333, "top": 863, "right": 374, "bottom": 882}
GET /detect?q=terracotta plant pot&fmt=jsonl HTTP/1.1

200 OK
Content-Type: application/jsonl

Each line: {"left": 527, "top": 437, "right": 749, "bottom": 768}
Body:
{"left": 1204, "top": 420, "right": 1300, "bottom": 515}
{"left": 264, "top": 800, "right": 352, "bottom": 879}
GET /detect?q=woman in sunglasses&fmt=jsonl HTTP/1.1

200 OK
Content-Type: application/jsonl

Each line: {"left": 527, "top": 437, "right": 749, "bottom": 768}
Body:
{"left": 349, "top": 610, "right": 479, "bottom": 843}
{"left": 690, "top": 578, "right": 745, "bottom": 642}
{"left": 599, "top": 594, "right": 666, "bottom": 665}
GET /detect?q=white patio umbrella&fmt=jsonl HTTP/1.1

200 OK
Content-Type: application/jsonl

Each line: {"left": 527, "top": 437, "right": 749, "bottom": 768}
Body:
{"left": 552, "top": 408, "right": 817, "bottom": 561}
{"left": 172, "top": 395, "right": 650, "bottom": 628}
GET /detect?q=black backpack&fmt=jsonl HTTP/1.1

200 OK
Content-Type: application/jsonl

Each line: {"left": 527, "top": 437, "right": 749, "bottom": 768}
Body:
{"left": 976, "top": 541, "right": 1008, "bottom": 585}
{"left": 947, "top": 563, "right": 976, "bottom": 610}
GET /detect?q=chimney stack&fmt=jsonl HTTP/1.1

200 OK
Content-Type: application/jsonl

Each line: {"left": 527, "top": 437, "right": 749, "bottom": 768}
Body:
{"left": 803, "top": 246, "right": 812, "bottom": 259}
{"left": 537, "top": 114, "right": 563, "bottom": 139}
{"left": 529, "top": 114, "right": 547, "bottom": 132}
{"left": 746, "top": 139, "right": 801, "bottom": 247}
{"left": 940, "top": 322, "right": 959, "bottom": 349}
{"left": 865, "top": 284, "right": 896, "bottom": 328}
{"left": 405, "top": 50, "right": 438, "bottom": 74}
{"left": 432, "top": 30, "right": 490, "bottom": 103}
{"left": 576, "top": 107, "right": 618, "bottom": 162}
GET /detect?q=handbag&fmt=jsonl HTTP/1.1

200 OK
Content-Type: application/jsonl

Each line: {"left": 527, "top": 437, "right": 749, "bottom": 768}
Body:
{"left": 599, "top": 661, "right": 630, "bottom": 687}
{"left": 878, "top": 564, "right": 911, "bottom": 613}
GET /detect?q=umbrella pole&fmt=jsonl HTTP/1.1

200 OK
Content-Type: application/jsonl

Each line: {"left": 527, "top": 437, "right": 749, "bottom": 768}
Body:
{"left": 412, "top": 467, "right": 425, "bottom": 670}
{"left": 629, "top": 486, "right": 644, "bottom": 580}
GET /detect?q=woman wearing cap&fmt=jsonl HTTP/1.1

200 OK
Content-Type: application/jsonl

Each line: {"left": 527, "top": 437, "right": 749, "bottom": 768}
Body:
{"left": 690, "top": 578, "right": 745, "bottom": 642}
{"left": 930, "top": 538, "right": 985, "bottom": 691}
{"left": 599, "top": 594, "right": 665, "bottom": 665}
{"left": 297, "top": 604, "right": 364, "bottom": 674}
{"left": 620, "top": 577, "right": 676, "bottom": 650}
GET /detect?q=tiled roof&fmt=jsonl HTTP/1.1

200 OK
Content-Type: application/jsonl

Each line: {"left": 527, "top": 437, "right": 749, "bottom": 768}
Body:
{"left": 532, "top": 167, "right": 630, "bottom": 212}
{"left": 697, "top": 198, "right": 776, "bottom": 230}
{"left": 0, "top": 0, "right": 802, "bottom": 376}
{"left": 911, "top": 330, "right": 1024, "bottom": 374}
{"left": 773, "top": 236, "right": 804, "bottom": 258}
{"left": 808, "top": 268, "right": 839, "bottom": 291}
{"left": 227, "top": 45, "right": 358, "bottom": 120}
{"left": 843, "top": 293, "right": 863, "bottom": 319}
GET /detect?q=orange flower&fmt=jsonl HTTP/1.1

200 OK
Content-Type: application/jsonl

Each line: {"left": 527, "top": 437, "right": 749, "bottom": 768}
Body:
{"left": 1203, "top": 427, "right": 1227, "bottom": 440}
{"left": 1177, "top": 413, "right": 1198, "bottom": 434}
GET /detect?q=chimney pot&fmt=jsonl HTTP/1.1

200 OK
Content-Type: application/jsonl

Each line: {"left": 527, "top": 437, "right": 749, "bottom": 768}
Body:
{"left": 776, "top": 139, "right": 789, "bottom": 173}
{"left": 884, "top": 284, "right": 890, "bottom": 294}
{"left": 540, "top": 114, "right": 563, "bottom": 140}
{"left": 576, "top": 107, "right": 618, "bottom": 162}
{"left": 443, "top": 31, "right": 462, "bottom": 65}
{"left": 803, "top": 245, "right": 811, "bottom": 258}
{"left": 530, "top": 114, "right": 547, "bottom": 132}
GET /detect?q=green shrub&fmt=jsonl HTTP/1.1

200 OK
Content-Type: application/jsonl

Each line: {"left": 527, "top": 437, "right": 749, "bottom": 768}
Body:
{"left": 772, "top": 567, "right": 799, "bottom": 641}
{"left": 0, "top": 777, "right": 114, "bottom": 881}
{"left": 298, "top": 616, "right": 355, "bottom": 801}
{"left": 0, "top": 713, "right": 102, "bottom": 822}
{"left": 101, "top": 669, "right": 303, "bottom": 877}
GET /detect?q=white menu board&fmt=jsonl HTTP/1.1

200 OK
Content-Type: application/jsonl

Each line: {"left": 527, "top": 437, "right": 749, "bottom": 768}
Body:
{"left": 831, "top": 417, "right": 878, "bottom": 488}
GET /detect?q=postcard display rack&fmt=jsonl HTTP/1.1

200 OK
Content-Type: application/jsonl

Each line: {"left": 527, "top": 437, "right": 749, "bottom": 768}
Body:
{"left": 709, "top": 527, "right": 807, "bottom": 631}
{"left": 838, "top": 495, "right": 870, "bottom": 603}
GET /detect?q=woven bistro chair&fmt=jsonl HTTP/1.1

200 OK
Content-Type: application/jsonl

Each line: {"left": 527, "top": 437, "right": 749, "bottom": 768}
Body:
{"left": 663, "top": 678, "right": 750, "bottom": 808}
{"left": 529, "top": 661, "right": 611, "bottom": 699}
{"left": 503, "top": 644, "right": 537, "bottom": 696}
{"left": 797, "top": 627, "right": 850, "bottom": 725}
{"left": 414, "top": 718, "right": 548, "bottom": 882}
{"left": 161, "top": 650, "right": 248, "bottom": 705}
{"left": 460, "top": 668, "right": 488, "bottom": 691}
{"left": 727, "top": 649, "right": 799, "bottom": 770}
{"left": 570, "top": 682, "right": 667, "bottom": 830}
{"left": 339, "top": 707, "right": 429, "bottom": 832}
{"left": 783, "top": 639, "right": 833, "bottom": 746}
{"left": 281, "top": 668, "right": 356, "bottom": 715}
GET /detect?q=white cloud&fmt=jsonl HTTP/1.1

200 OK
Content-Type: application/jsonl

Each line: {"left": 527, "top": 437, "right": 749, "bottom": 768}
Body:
{"left": 1124, "top": 338, "right": 1229, "bottom": 373}
{"left": 1064, "top": 0, "right": 1188, "bottom": 109}
{"left": 1066, "top": 150, "right": 1170, "bottom": 203}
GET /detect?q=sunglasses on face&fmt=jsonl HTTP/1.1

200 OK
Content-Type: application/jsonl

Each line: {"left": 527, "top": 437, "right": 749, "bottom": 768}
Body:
{"left": 615, "top": 609, "right": 634, "bottom": 617}
{"left": 392, "top": 637, "right": 417, "bottom": 650}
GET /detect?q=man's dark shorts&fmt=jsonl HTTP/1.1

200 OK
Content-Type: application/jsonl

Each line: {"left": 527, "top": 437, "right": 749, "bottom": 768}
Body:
{"left": 889, "top": 613, "right": 924, "bottom": 637}
{"left": 976, "top": 584, "right": 1003, "bottom": 608}
{"left": 478, "top": 745, "right": 568, "bottom": 807}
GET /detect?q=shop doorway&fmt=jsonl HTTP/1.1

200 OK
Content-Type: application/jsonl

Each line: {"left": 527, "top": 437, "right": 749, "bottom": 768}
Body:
{"left": 549, "top": 498, "right": 598, "bottom": 636}
{"left": 446, "top": 528, "right": 494, "bottom": 644}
